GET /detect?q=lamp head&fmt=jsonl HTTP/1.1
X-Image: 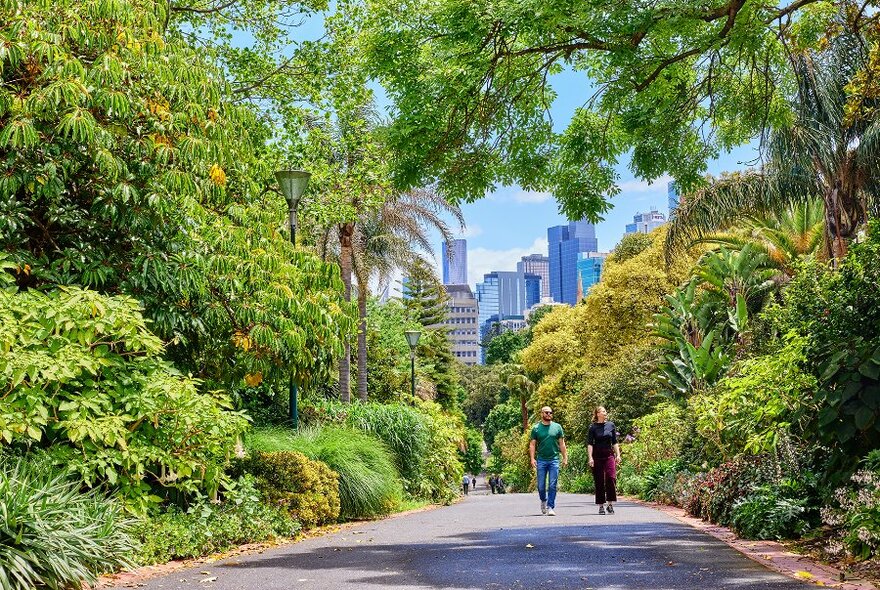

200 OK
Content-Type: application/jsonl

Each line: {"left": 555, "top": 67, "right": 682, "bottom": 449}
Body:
{"left": 404, "top": 329, "right": 422, "bottom": 348}
{"left": 275, "top": 170, "right": 311, "bottom": 209}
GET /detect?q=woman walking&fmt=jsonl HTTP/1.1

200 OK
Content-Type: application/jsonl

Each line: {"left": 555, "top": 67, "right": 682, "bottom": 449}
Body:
{"left": 588, "top": 406, "right": 620, "bottom": 515}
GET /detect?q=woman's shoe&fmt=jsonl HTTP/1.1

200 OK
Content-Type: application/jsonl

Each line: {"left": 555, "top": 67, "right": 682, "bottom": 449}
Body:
{"left": 607, "top": 504, "right": 615, "bottom": 514}
{"left": 598, "top": 505, "right": 605, "bottom": 515}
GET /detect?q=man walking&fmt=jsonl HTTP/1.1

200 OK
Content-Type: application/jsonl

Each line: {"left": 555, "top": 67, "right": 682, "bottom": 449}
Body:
{"left": 529, "top": 406, "right": 567, "bottom": 516}
{"left": 462, "top": 473, "right": 470, "bottom": 495}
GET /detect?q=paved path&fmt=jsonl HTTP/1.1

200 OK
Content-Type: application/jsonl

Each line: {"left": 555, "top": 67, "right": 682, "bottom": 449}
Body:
{"left": 111, "top": 493, "right": 819, "bottom": 590}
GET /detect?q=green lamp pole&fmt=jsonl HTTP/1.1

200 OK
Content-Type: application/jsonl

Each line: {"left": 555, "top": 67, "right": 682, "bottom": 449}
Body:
{"left": 404, "top": 329, "right": 421, "bottom": 401}
{"left": 275, "top": 169, "right": 311, "bottom": 428}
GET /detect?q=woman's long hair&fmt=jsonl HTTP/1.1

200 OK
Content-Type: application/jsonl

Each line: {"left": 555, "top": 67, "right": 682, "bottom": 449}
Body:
{"left": 593, "top": 406, "right": 607, "bottom": 423}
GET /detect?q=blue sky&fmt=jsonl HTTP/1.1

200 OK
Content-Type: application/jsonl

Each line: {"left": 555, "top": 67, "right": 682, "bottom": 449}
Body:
{"left": 417, "top": 67, "right": 760, "bottom": 287}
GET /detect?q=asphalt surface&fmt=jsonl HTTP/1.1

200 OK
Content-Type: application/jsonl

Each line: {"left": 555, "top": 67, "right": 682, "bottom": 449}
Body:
{"left": 111, "top": 491, "right": 819, "bottom": 590}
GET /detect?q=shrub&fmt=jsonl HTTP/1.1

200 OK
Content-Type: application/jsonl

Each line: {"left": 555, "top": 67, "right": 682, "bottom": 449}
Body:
{"left": 615, "top": 461, "right": 646, "bottom": 497}
{"left": 0, "top": 287, "right": 249, "bottom": 512}
{"left": 409, "top": 400, "right": 465, "bottom": 504}
{"left": 731, "top": 482, "right": 810, "bottom": 540}
{"left": 235, "top": 451, "right": 339, "bottom": 528}
{"left": 688, "top": 455, "right": 778, "bottom": 525}
{"left": 459, "top": 428, "right": 484, "bottom": 475}
{"left": 487, "top": 427, "right": 532, "bottom": 492}
{"left": 248, "top": 426, "right": 403, "bottom": 520}
{"left": 483, "top": 400, "right": 521, "bottom": 449}
{"left": 640, "top": 459, "right": 681, "bottom": 502}
{"left": 822, "top": 454, "right": 880, "bottom": 560}
{"left": 131, "top": 475, "right": 300, "bottom": 564}
{"left": 622, "top": 402, "right": 688, "bottom": 471}
{"left": 558, "top": 443, "right": 593, "bottom": 493}
{"left": 0, "top": 456, "right": 133, "bottom": 590}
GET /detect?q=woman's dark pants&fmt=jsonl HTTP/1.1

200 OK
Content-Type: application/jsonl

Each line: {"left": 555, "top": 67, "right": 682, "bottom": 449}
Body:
{"left": 592, "top": 448, "right": 617, "bottom": 504}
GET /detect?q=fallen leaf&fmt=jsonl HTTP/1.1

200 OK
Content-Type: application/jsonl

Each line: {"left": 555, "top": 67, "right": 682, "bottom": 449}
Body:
{"left": 200, "top": 571, "right": 211, "bottom": 575}
{"left": 794, "top": 571, "right": 814, "bottom": 580}
{"left": 199, "top": 577, "right": 217, "bottom": 583}
{"left": 525, "top": 544, "right": 534, "bottom": 549}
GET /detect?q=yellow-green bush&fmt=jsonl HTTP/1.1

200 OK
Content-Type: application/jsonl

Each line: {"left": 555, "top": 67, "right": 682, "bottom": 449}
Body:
{"left": 623, "top": 402, "right": 687, "bottom": 471}
{"left": 237, "top": 451, "right": 340, "bottom": 528}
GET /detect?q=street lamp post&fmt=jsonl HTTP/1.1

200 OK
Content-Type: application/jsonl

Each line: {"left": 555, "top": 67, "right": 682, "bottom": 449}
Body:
{"left": 275, "top": 169, "right": 311, "bottom": 428}
{"left": 404, "top": 329, "right": 421, "bottom": 401}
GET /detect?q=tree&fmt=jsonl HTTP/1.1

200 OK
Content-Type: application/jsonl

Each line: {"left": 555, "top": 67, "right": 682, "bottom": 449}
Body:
{"left": 401, "top": 262, "right": 461, "bottom": 408}
{"left": 666, "top": 33, "right": 880, "bottom": 261}
{"left": 684, "top": 200, "right": 825, "bottom": 278}
{"left": 351, "top": 188, "right": 463, "bottom": 401}
{"left": 0, "top": 0, "right": 354, "bottom": 393}
{"left": 459, "top": 364, "right": 503, "bottom": 427}
{"left": 485, "top": 330, "right": 528, "bottom": 365}
{"left": 500, "top": 364, "right": 536, "bottom": 432}
{"left": 354, "top": 0, "right": 851, "bottom": 218}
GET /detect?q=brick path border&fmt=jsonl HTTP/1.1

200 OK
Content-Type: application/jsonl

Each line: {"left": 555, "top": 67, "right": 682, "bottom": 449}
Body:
{"left": 628, "top": 497, "right": 878, "bottom": 590}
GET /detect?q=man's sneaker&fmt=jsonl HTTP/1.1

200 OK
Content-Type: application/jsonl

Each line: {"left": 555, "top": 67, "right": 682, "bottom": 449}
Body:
{"left": 541, "top": 501, "right": 547, "bottom": 515}
{"left": 598, "top": 505, "right": 605, "bottom": 515}
{"left": 547, "top": 508, "right": 556, "bottom": 516}
{"left": 607, "top": 504, "right": 615, "bottom": 514}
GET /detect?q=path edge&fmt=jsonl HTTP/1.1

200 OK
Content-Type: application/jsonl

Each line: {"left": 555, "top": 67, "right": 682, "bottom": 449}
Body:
{"left": 627, "top": 497, "right": 878, "bottom": 590}
{"left": 96, "top": 501, "right": 445, "bottom": 588}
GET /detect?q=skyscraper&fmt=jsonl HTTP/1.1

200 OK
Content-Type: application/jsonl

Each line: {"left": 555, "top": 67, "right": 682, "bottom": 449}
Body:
{"left": 668, "top": 182, "right": 679, "bottom": 215}
{"left": 517, "top": 254, "right": 550, "bottom": 299}
{"left": 625, "top": 208, "right": 667, "bottom": 234}
{"left": 547, "top": 219, "right": 598, "bottom": 305}
{"left": 576, "top": 252, "right": 607, "bottom": 301}
{"left": 441, "top": 239, "right": 467, "bottom": 285}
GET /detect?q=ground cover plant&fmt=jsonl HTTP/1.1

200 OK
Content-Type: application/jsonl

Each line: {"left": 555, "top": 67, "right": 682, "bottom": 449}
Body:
{"left": 0, "top": 455, "right": 133, "bottom": 590}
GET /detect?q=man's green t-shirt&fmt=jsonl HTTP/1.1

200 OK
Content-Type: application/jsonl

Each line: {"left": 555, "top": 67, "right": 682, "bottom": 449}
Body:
{"left": 530, "top": 422, "right": 564, "bottom": 461}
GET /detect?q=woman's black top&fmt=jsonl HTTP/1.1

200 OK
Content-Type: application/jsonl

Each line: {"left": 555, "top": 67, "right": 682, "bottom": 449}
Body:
{"left": 587, "top": 421, "right": 618, "bottom": 449}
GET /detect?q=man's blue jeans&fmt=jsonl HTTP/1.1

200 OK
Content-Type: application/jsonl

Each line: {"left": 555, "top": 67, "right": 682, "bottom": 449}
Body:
{"left": 536, "top": 458, "right": 559, "bottom": 509}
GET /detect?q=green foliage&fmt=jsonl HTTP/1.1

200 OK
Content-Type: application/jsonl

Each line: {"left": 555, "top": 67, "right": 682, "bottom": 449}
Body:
{"left": 731, "top": 482, "right": 811, "bottom": 540}
{"left": 691, "top": 335, "right": 817, "bottom": 458}
{"left": 640, "top": 459, "right": 682, "bottom": 502}
{"left": 485, "top": 330, "right": 528, "bottom": 365}
{"left": 459, "top": 364, "right": 502, "bottom": 428}
{"left": 483, "top": 400, "right": 522, "bottom": 449}
{"left": 610, "top": 232, "right": 654, "bottom": 265}
{"left": 823, "top": 452, "right": 880, "bottom": 560}
{"left": 622, "top": 403, "right": 688, "bottom": 472}
{"left": 301, "top": 400, "right": 433, "bottom": 497}
{"left": 248, "top": 426, "right": 403, "bottom": 520}
{"left": 458, "top": 428, "right": 484, "bottom": 475}
{"left": 0, "top": 286, "right": 248, "bottom": 511}
{"left": 0, "top": 455, "right": 133, "bottom": 590}
{"left": 487, "top": 428, "right": 532, "bottom": 493}
{"left": 558, "top": 443, "right": 593, "bottom": 494}
{"left": 0, "top": 0, "right": 355, "bottom": 393}
{"left": 235, "top": 452, "right": 339, "bottom": 528}
{"left": 410, "top": 400, "right": 465, "bottom": 504}
{"left": 364, "top": 298, "right": 419, "bottom": 402}
{"left": 131, "top": 475, "right": 300, "bottom": 565}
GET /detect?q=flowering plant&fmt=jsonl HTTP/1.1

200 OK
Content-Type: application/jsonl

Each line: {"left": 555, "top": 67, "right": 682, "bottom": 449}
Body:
{"left": 822, "top": 468, "right": 880, "bottom": 560}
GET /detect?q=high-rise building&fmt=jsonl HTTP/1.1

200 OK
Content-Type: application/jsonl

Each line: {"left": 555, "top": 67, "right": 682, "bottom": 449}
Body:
{"left": 625, "top": 208, "right": 667, "bottom": 234}
{"left": 442, "top": 284, "right": 480, "bottom": 365}
{"left": 524, "top": 273, "right": 541, "bottom": 309}
{"left": 576, "top": 252, "right": 607, "bottom": 301}
{"left": 517, "top": 254, "right": 550, "bottom": 299}
{"left": 668, "top": 182, "right": 679, "bottom": 215}
{"left": 547, "top": 219, "right": 599, "bottom": 305}
{"left": 441, "top": 239, "right": 467, "bottom": 285}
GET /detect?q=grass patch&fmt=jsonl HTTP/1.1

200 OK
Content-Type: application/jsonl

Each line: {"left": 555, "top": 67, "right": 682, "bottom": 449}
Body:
{"left": 248, "top": 426, "right": 403, "bottom": 520}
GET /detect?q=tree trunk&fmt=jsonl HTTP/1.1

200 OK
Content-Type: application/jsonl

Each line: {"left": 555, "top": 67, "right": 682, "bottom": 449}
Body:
{"left": 824, "top": 182, "right": 865, "bottom": 264}
{"left": 520, "top": 395, "right": 529, "bottom": 432}
{"left": 338, "top": 222, "right": 354, "bottom": 403}
{"left": 357, "top": 286, "right": 368, "bottom": 402}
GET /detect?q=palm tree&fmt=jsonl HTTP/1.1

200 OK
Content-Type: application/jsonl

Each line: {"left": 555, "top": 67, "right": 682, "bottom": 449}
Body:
{"left": 687, "top": 200, "right": 825, "bottom": 278}
{"left": 666, "top": 35, "right": 880, "bottom": 263}
{"left": 351, "top": 188, "right": 463, "bottom": 401}
{"left": 500, "top": 363, "right": 536, "bottom": 432}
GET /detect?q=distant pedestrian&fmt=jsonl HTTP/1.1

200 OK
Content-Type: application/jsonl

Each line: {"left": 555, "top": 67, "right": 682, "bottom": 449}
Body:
{"left": 471, "top": 475, "right": 477, "bottom": 490}
{"left": 489, "top": 474, "right": 497, "bottom": 494}
{"left": 529, "top": 406, "right": 568, "bottom": 516}
{"left": 588, "top": 405, "right": 621, "bottom": 515}
{"left": 497, "top": 476, "right": 505, "bottom": 494}
{"left": 462, "top": 474, "right": 470, "bottom": 495}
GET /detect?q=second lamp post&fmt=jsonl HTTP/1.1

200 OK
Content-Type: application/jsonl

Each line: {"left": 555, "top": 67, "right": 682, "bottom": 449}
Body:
{"left": 275, "top": 169, "right": 311, "bottom": 427}
{"left": 404, "top": 329, "right": 421, "bottom": 401}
